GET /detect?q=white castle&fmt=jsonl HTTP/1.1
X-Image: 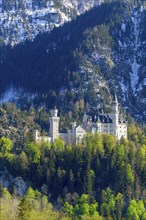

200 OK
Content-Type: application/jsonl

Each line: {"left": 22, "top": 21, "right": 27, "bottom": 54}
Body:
{"left": 34, "top": 95, "right": 127, "bottom": 144}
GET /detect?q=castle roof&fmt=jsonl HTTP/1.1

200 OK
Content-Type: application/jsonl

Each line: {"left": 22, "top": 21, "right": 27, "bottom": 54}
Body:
{"left": 86, "top": 113, "right": 113, "bottom": 124}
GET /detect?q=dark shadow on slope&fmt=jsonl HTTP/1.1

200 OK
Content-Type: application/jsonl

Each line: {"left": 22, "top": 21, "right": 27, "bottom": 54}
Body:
{"left": 0, "top": 1, "right": 127, "bottom": 95}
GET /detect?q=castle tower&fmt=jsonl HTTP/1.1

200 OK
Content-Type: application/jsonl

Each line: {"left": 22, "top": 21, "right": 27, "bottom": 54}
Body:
{"left": 72, "top": 121, "right": 77, "bottom": 132}
{"left": 49, "top": 108, "right": 60, "bottom": 141}
{"left": 112, "top": 94, "right": 119, "bottom": 112}
{"left": 34, "top": 129, "right": 39, "bottom": 142}
{"left": 112, "top": 94, "right": 119, "bottom": 138}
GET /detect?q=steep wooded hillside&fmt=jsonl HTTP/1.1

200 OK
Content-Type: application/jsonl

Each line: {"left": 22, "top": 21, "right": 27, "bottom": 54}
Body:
{"left": 0, "top": 0, "right": 146, "bottom": 122}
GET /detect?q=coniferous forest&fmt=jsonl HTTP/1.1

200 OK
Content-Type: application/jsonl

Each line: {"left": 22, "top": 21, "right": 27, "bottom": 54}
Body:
{"left": 1, "top": 0, "right": 146, "bottom": 120}
{"left": 1, "top": 0, "right": 146, "bottom": 219}
{"left": 1, "top": 103, "right": 146, "bottom": 219}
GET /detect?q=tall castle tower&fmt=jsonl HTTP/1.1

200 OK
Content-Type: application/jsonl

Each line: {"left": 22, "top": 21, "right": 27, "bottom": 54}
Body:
{"left": 49, "top": 108, "right": 60, "bottom": 141}
{"left": 111, "top": 94, "right": 119, "bottom": 137}
{"left": 34, "top": 129, "right": 39, "bottom": 142}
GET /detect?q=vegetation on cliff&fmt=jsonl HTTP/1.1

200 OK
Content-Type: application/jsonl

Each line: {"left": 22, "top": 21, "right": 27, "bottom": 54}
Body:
{"left": 0, "top": 103, "right": 146, "bottom": 219}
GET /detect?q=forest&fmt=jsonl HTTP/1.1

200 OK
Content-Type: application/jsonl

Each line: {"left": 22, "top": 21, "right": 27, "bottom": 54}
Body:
{"left": 0, "top": 103, "right": 146, "bottom": 219}
{"left": 1, "top": 0, "right": 146, "bottom": 219}
{"left": 1, "top": 0, "right": 146, "bottom": 121}
{"left": 0, "top": 1, "right": 134, "bottom": 99}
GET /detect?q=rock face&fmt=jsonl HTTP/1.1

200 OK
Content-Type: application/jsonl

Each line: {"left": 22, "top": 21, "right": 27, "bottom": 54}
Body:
{"left": 58, "top": 3, "right": 146, "bottom": 121}
{"left": 0, "top": 1, "right": 146, "bottom": 123}
{"left": 108, "top": 6, "right": 146, "bottom": 121}
{"left": 13, "top": 177, "right": 27, "bottom": 197}
{"left": 0, "top": 0, "right": 101, "bottom": 45}
{"left": 0, "top": 169, "right": 27, "bottom": 197}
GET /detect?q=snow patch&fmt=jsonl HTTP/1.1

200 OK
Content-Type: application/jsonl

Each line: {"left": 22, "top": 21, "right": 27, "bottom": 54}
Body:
{"left": 137, "top": 78, "right": 146, "bottom": 91}
{"left": 121, "top": 22, "right": 126, "bottom": 32}
{"left": 130, "top": 10, "right": 140, "bottom": 95}
{"left": 131, "top": 57, "right": 140, "bottom": 94}
{"left": 0, "top": 85, "right": 36, "bottom": 104}
{"left": 0, "top": 0, "right": 102, "bottom": 45}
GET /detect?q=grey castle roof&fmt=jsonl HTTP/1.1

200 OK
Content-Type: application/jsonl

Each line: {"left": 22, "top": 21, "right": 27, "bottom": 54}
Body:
{"left": 86, "top": 113, "right": 127, "bottom": 124}
{"left": 86, "top": 113, "right": 113, "bottom": 123}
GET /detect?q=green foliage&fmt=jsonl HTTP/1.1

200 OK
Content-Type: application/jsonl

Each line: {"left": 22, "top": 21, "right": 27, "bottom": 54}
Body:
{"left": 0, "top": 0, "right": 133, "bottom": 113}
{"left": 0, "top": 188, "right": 20, "bottom": 220}
{"left": 103, "top": 134, "right": 116, "bottom": 155}
{"left": 19, "top": 151, "right": 29, "bottom": 172}
{"left": 25, "top": 142, "right": 41, "bottom": 164}
{"left": 126, "top": 200, "right": 146, "bottom": 220}
{"left": 84, "top": 132, "right": 104, "bottom": 156}
{"left": 53, "top": 138, "right": 65, "bottom": 151}
{"left": 63, "top": 202, "right": 74, "bottom": 217}
{"left": 137, "top": 144, "right": 146, "bottom": 171}
{"left": 0, "top": 137, "right": 15, "bottom": 166}
{"left": 101, "top": 188, "right": 125, "bottom": 219}
{"left": 18, "top": 187, "right": 70, "bottom": 220}
{"left": 128, "top": 124, "right": 146, "bottom": 144}
{"left": 63, "top": 194, "right": 99, "bottom": 218}
{"left": 1, "top": 104, "right": 146, "bottom": 219}
{"left": 0, "top": 0, "right": 146, "bottom": 219}
{"left": 0, "top": 137, "right": 13, "bottom": 157}
{"left": 101, "top": 188, "right": 116, "bottom": 218}
{"left": 126, "top": 163, "right": 134, "bottom": 184}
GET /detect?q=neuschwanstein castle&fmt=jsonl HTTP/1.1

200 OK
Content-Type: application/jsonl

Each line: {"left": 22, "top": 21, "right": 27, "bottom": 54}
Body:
{"left": 34, "top": 95, "right": 127, "bottom": 144}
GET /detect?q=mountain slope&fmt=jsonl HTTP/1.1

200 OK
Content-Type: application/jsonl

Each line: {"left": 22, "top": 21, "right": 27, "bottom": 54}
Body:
{"left": 0, "top": 1, "right": 146, "bottom": 122}
{"left": 0, "top": 0, "right": 101, "bottom": 45}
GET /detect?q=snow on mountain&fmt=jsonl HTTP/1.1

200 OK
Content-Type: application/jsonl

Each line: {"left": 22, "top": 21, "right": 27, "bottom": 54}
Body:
{"left": 0, "top": 85, "right": 36, "bottom": 105}
{"left": 0, "top": 1, "right": 146, "bottom": 122}
{"left": 0, "top": 0, "right": 102, "bottom": 45}
{"left": 113, "top": 5, "right": 146, "bottom": 119}
{"left": 66, "top": 3, "right": 146, "bottom": 121}
{"left": 130, "top": 9, "right": 140, "bottom": 95}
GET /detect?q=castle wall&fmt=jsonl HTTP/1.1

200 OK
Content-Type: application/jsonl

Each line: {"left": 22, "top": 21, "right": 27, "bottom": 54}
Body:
{"left": 75, "top": 126, "right": 86, "bottom": 144}
{"left": 117, "top": 123, "right": 127, "bottom": 139}
{"left": 35, "top": 100, "right": 127, "bottom": 145}
{"left": 34, "top": 130, "right": 52, "bottom": 143}
{"left": 96, "top": 122, "right": 114, "bottom": 134}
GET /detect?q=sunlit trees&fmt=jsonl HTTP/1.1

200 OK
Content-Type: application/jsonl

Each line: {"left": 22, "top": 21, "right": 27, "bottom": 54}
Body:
{"left": 63, "top": 194, "right": 101, "bottom": 219}
{"left": 126, "top": 200, "right": 146, "bottom": 220}
{"left": 0, "top": 188, "right": 20, "bottom": 220}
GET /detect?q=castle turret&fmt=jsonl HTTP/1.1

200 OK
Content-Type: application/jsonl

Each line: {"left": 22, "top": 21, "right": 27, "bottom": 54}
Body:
{"left": 34, "top": 129, "right": 39, "bottom": 142}
{"left": 112, "top": 94, "right": 119, "bottom": 113}
{"left": 72, "top": 121, "right": 77, "bottom": 132}
{"left": 49, "top": 108, "right": 60, "bottom": 141}
{"left": 112, "top": 94, "right": 119, "bottom": 138}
